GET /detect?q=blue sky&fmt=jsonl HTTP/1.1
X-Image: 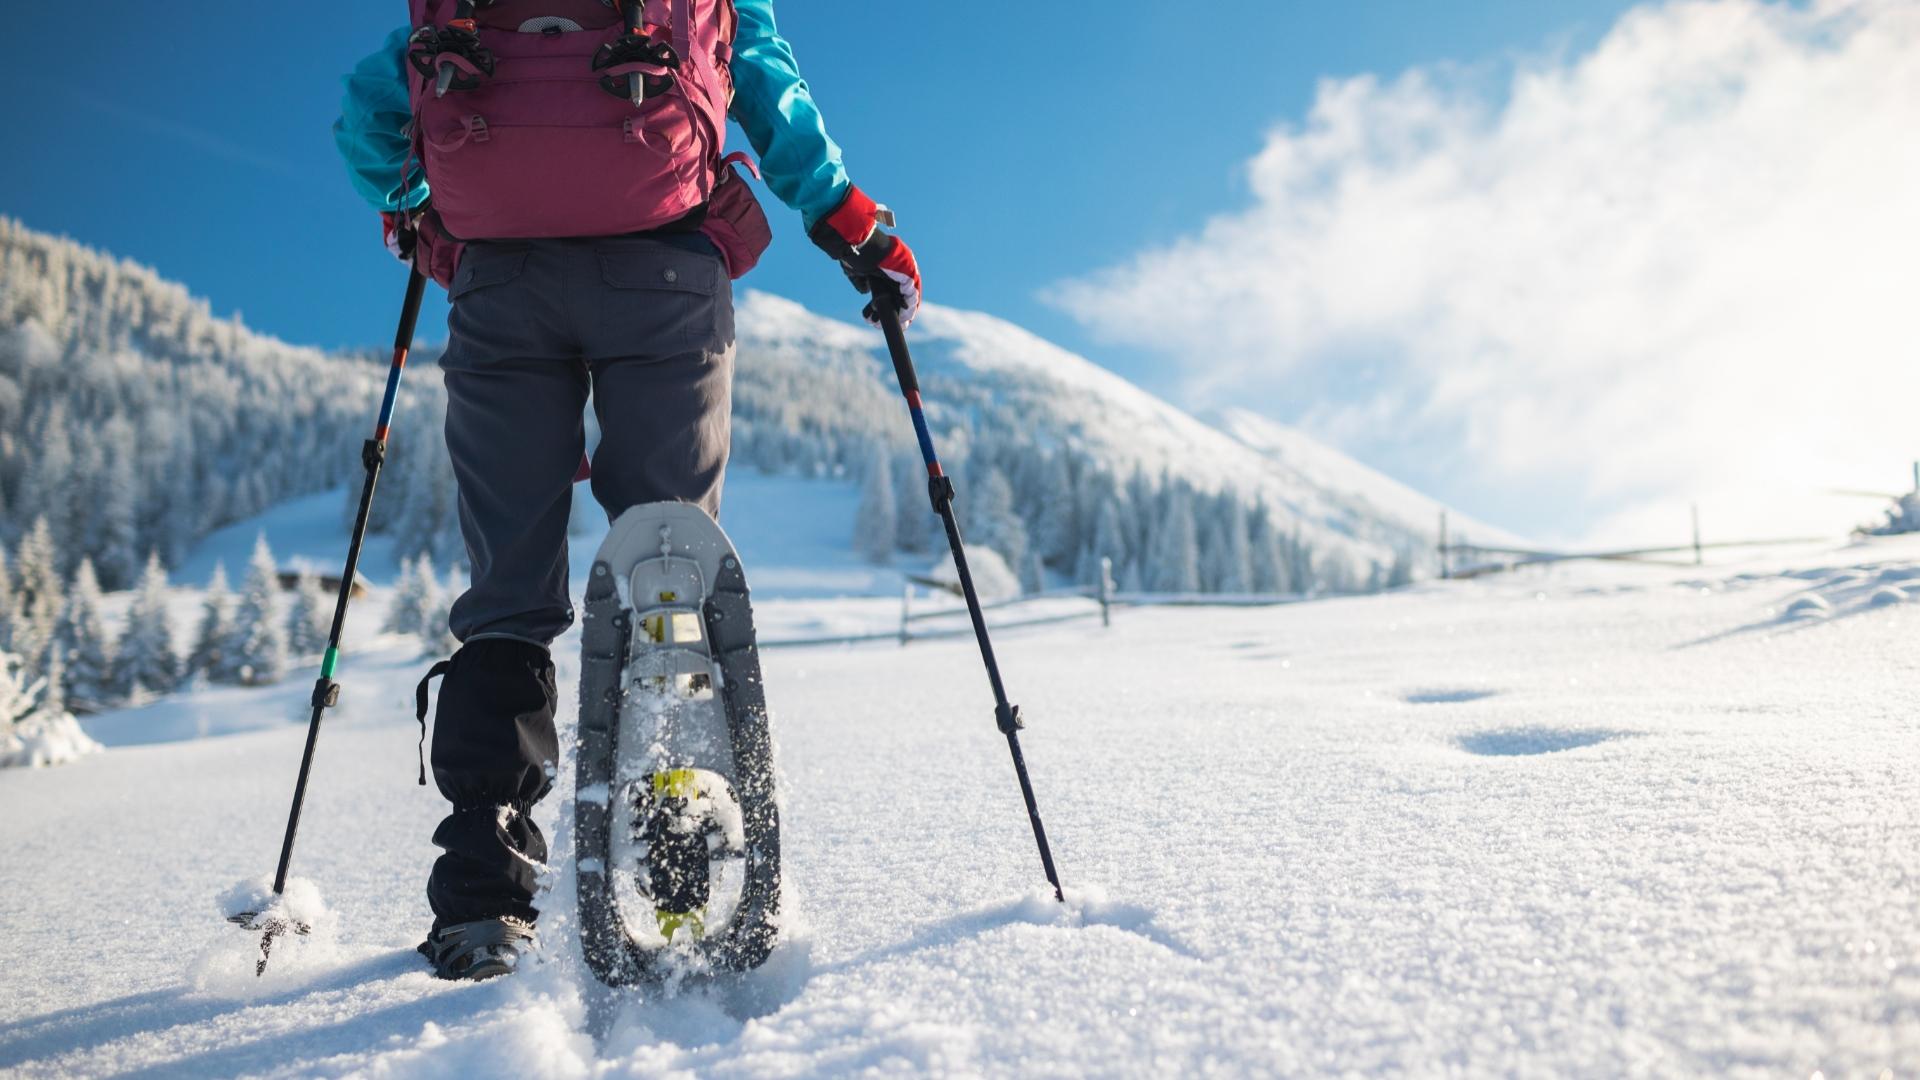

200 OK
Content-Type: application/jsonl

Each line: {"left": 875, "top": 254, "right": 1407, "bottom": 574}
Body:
{"left": 0, "top": 1, "right": 1632, "bottom": 359}
{"left": 13, "top": 1, "right": 1903, "bottom": 544}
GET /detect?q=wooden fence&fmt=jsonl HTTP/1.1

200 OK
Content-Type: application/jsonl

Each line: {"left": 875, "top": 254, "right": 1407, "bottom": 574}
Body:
{"left": 1435, "top": 509, "right": 1826, "bottom": 580}
{"left": 758, "top": 559, "right": 1309, "bottom": 650}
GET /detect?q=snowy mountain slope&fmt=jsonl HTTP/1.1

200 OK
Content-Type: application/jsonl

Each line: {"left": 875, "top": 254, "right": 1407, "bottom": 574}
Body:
{"left": 1209, "top": 406, "right": 1521, "bottom": 547}
{"left": 4, "top": 541, "right": 1918, "bottom": 1076}
{"left": 5, "top": 218, "right": 1494, "bottom": 600}
{"left": 737, "top": 292, "right": 1492, "bottom": 573}
{"left": 177, "top": 472, "right": 917, "bottom": 601}
{"left": 0, "top": 219, "right": 388, "bottom": 585}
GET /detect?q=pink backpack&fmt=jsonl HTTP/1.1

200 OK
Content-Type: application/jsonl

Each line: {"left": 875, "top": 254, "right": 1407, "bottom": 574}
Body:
{"left": 406, "top": 0, "right": 770, "bottom": 277}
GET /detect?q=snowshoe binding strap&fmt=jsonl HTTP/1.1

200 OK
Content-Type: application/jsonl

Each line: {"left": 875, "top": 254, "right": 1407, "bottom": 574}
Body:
{"left": 593, "top": 0, "right": 680, "bottom": 107}
{"left": 636, "top": 771, "right": 716, "bottom": 939}
{"left": 418, "top": 916, "right": 536, "bottom": 981}
{"left": 409, "top": 0, "right": 497, "bottom": 98}
{"left": 414, "top": 659, "right": 452, "bottom": 787}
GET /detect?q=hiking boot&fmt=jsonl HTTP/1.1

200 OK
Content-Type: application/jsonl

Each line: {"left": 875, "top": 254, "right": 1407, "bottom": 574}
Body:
{"left": 418, "top": 916, "right": 537, "bottom": 981}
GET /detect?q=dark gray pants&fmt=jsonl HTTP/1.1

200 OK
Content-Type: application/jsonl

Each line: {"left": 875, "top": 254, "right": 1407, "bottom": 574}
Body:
{"left": 427, "top": 235, "right": 733, "bottom": 929}
{"left": 440, "top": 235, "right": 735, "bottom": 645}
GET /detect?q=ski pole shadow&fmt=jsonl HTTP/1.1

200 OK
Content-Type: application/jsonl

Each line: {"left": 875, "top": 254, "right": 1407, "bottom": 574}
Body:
{"left": 0, "top": 948, "right": 429, "bottom": 1076}
{"left": 820, "top": 890, "right": 1196, "bottom": 977}
{"left": 107, "top": 983, "right": 518, "bottom": 1080}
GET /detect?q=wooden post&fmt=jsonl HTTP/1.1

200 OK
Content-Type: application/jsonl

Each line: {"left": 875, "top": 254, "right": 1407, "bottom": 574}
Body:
{"left": 1098, "top": 556, "right": 1114, "bottom": 628}
{"left": 1438, "top": 511, "right": 1450, "bottom": 580}
{"left": 899, "top": 582, "right": 911, "bottom": 647}
{"left": 1691, "top": 503, "right": 1702, "bottom": 566}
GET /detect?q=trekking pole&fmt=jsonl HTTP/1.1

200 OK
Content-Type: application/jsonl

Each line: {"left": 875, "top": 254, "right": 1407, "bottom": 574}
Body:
{"left": 874, "top": 302, "right": 1064, "bottom": 902}
{"left": 232, "top": 266, "right": 428, "bottom": 973}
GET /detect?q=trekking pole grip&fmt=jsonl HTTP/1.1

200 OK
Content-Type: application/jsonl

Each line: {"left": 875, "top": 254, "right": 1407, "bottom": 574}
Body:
{"left": 877, "top": 302, "right": 919, "bottom": 397}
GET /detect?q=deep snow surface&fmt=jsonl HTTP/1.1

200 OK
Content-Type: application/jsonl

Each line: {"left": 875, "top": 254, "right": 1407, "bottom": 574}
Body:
{"left": 3, "top": 542, "right": 1918, "bottom": 1077}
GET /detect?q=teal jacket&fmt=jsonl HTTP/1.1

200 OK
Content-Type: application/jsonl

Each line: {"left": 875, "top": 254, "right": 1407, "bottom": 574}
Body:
{"left": 334, "top": 1, "right": 851, "bottom": 229}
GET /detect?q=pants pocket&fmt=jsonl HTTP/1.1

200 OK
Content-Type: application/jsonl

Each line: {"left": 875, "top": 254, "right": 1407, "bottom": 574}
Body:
{"left": 444, "top": 243, "right": 537, "bottom": 368}
{"left": 593, "top": 240, "right": 731, "bottom": 356}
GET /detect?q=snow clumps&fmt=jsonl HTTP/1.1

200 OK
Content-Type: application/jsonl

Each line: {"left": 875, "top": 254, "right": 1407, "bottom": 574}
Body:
{"left": 190, "top": 875, "right": 340, "bottom": 997}
{"left": 0, "top": 647, "right": 102, "bottom": 769}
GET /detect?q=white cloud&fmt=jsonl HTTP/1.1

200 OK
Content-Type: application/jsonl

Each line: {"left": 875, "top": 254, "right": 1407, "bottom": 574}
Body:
{"left": 1053, "top": 0, "right": 1920, "bottom": 544}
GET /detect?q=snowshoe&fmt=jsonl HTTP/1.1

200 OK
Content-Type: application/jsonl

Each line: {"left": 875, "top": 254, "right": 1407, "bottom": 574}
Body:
{"left": 419, "top": 916, "right": 537, "bottom": 981}
{"left": 574, "top": 502, "right": 780, "bottom": 986}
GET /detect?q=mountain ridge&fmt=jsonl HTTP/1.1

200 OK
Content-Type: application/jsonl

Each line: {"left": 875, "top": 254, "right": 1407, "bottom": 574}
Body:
{"left": 2, "top": 219, "right": 1488, "bottom": 598}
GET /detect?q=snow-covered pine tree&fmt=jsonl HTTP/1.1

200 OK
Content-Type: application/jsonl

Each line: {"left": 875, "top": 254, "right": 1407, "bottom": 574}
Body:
{"left": 1124, "top": 468, "right": 1157, "bottom": 568}
{"left": 892, "top": 449, "right": 934, "bottom": 554}
{"left": 92, "top": 418, "right": 141, "bottom": 590}
{"left": 962, "top": 466, "right": 1028, "bottom": 573}
{"left": 154, "top": 429, "right": 201, "bottom": 567}
{"left": 0, "top": 638, "right": 101, "bottom": 769}
{"left": 39, "top": 643, "right": 67, "bottom": 718}
{"left": 55, "top": 557, "right": 117, "bottom": 713}
{"left": 382, "top": 557, "right": 419, "bottom": 637}
{"left": 0, "top": 543, "right": 15, "bottom": 654}
{"left": 1031, "top": 453, "right": 1078, "bottom": 570}
{"left": 10, "top": 517, "right": 64, "bottom": 675}
{"left": 1387, "top": 547, "right": 1415, "bottom": 589}
{"left": 1247, "top": 507, "right": 1286, "bottom": 595}
{"left": 0, "top": 643, "right": 38, "bottom": 733}
{"left": 1201, "top": 495, "right": 1253, "bottom": 594}
{"left": 1148, "top": 485, "right": 1201, "bottom": 594}
{"left": 15, "top": 407, "right": 76, "bottom": 575}
{"left": 199, "top": 475, "right": 231, "bottom": 536}
{"left": 225, "top": 535, "right": 287, "bottom": 686}
{"left": 285, "top": 568, "right": 329, "bottom": 659}
{"left": 388, "top": 397, "right": 464, "bottom": 566}
{"left": 1283, "top": 530, "right": 1318, "bottom": 595}
{"left": 854, "top": 441, "right": 896, "bottom": 565}
{"left": 429, "top": 563, "right": 463, "bottom": 657}
{"left": 1077, "top": 497, "right": 1128, "bottom": 589}
{"left": 1020, "top": 550, "right": 1046, "bottom": 595}
{"left": 113, "top": 552, "right": 181, "bottom": 700}
{"left": 189, "top": 562, "right": 234, "bottom": 682}
{"left": 384, "top": 555, "right": 440, "bottom": 639}
{"left": 1315, "top": 549, "right": 1358, "bottom": 595}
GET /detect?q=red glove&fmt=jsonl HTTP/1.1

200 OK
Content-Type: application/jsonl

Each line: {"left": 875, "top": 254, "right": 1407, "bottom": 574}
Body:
{"left": 809, "top": 186, "right": 922, "bottom": 327}
{"left": 380, "top": 211, "right": 417, "bottom": 265}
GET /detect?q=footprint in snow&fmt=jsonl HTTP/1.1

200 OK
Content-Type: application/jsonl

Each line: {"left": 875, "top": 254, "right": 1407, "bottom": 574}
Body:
{"left": 1404, "top": 688, "right": 1500, "bottom": 705}
{"left": 1455, "top": 727, "right": 1638, "bottom": 757}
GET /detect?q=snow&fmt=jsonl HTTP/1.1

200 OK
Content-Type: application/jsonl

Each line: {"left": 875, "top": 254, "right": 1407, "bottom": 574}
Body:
{"left": 736, "top": 291, "right": 1502, "bottom": 567}
{"left": 3, "top": 534, "right": 1917, "bottom": 1075}
{"left": 0, "top": 707, "right": 102, "bottom": 769}
{"left": 176, "top": 490, "right": 403, "bottom": 590}
{"left": 924, "top": 546, "right": 1019, "bottom": 604}
{"left": 1210, "top": 406, "right": 1520, "bottom": 546}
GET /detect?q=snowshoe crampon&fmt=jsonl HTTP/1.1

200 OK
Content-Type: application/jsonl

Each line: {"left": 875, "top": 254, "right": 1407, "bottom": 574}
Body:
{"left": 576, "top": 503, "right": 779, "bottom": 985}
